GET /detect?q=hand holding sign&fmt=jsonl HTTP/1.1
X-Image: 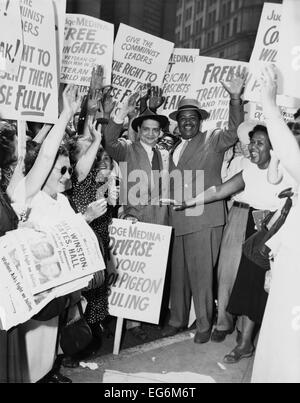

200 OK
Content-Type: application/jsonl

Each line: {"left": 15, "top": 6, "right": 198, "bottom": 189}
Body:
{"left": 149, "top": 86, "right": 165, "bottom": 113}
{"left": 220, "top": 73, "right": 246, "bottom": 99}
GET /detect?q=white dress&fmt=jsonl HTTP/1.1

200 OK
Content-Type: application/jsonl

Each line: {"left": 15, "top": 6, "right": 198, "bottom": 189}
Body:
{"left": 11, "top": 187, "right": 76, "bottom": 383}
{"left": 252, "top": 192, "right": 300, "bottom": 383}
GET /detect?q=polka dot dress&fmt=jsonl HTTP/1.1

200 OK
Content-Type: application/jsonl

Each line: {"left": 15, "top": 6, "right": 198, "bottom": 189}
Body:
{"left": 70, "top": 168, "right": 113, "bottom": 325}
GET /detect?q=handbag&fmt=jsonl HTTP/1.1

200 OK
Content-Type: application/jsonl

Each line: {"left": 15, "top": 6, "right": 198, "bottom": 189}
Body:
{"left": 242, "top": 188, "right": 294, "bottom": 271}
{"left": 60, "top": 300, "right": 92, "bottom": 356}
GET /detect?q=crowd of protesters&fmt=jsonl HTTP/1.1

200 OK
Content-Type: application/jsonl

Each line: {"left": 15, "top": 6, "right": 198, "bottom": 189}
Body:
{"left": 1, "top": 60, "right": 300, "bottom": 384}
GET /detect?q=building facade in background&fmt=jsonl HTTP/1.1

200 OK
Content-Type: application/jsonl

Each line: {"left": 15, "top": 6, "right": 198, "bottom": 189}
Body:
{"left": 175, "top": 0, "right": 282, "bottom": 61}
{"left": 66, "top": 0, "right": 177, "bottom": 42}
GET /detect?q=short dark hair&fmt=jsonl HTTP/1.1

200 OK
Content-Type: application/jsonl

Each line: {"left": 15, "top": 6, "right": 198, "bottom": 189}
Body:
{"left": 0, "top": 121, "right": 17, "bottom": 169}
{"left": 249, "top": 125, "right": 272, "bottom": 147}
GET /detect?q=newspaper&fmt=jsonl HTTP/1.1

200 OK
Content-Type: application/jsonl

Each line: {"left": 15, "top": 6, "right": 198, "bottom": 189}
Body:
{"left": 0, "top": 214, "right": 105, "bottom": 331}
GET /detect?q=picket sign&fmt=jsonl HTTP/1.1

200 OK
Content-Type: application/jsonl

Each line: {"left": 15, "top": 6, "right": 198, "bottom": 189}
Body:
{"left": 107, "top": 219, "right": 172, "bottom": 355}
{"left": 113, "top": 317, "right": 124, "bottom": 355}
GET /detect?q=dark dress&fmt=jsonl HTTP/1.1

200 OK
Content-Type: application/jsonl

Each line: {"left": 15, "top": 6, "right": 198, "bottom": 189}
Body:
{"left": 70, "top": 169, "right": 115, "bottom": 325}
{"left": 227, "top": 208, "right": 269, "bottom": 324}
{"left": 0, "top": 190, "right": 25, "bottom": 383}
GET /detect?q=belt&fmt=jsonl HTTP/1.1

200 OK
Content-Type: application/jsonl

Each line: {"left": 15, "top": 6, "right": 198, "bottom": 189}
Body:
{"left": 233, "top": 201, "right": 250, "bottom": 209}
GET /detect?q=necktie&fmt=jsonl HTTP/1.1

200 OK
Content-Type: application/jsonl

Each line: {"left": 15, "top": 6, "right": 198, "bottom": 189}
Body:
{"left": 151, "top": 147, "right": 160, "bottom": 172}
{"left": 151, "top": 148, "right": 161, "bottom": 201}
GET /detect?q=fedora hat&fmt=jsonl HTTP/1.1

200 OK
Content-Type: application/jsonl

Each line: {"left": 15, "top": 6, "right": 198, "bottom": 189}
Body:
{"left": 169, "top": 98, "right": 210, "bottom": 121}
{"left": 237, "top": 120, "right": 266, "bottom": 145}
{"left": 131, "top": 108, "right": 169, "bottom": 132}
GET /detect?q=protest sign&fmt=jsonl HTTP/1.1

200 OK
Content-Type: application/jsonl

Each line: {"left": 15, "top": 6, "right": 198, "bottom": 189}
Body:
{"left": 245, "top": 101, "right": 297, "bottom": 123}
{"left": 244, "top": 2, "right": 300, "bottom": 108}
{"left": 159, "top": 48, "right": 199, "bottom": 128}
{"left": 107, "top": 219, "right": 172, "bottom": 324}
{"left": 189, "top": 56, "right": 249, "bottom": 131}
{"left": 0, "top": 0, "right": 23, "bottom": 75}
{"left": 61, "top": 14, "right": 114, "bottom": 87}
{"left": 277, "top": 0, "right": 300, "bottom": 101}
{"left": 0, "top": 213, "right": 105, "bottom": 330}
{"left": 111, "top": 23, "right": 174, "bottom": 104}
{"left": 244, "top": 3, "right": 282, "bottom": 104}
{"left": 52, "top": 0, "right": 67, "bottom": 78}
{"left": 0, "top": 0, "right": 58, "bottom": 123}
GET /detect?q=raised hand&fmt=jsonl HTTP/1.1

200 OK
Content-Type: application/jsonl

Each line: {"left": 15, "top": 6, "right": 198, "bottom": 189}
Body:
{"left": 90, "top": 65, "right": 104, "bottom": 91}
{"left": 87, "top": 88, "right": 102, "bottom": 115}
{"left": 62, "top": 84, "right": 82, "bottom": 118}
{"left": 100, "top": 92, "right": 116, "bottom": 118}
{"left": 87, "top": 116, "right": 102, "bottom": 142}
{"left": 220, "top": 72, "right": 246, "bottom": 99}
{"left": 137, "top": 83, "right": 151, "bottom": 113}
{"left": 260, "top": 64, "right": 278, "bottom": 114}
{"left": 116, "top": 92, "right": 139, "bottom": 121}
{"left": 149, "top": 86, "right": 165, "bottom": 112}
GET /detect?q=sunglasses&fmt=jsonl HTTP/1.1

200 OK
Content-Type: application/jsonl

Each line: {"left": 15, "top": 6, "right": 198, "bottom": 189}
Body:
{"left": 55, "top": 166, "right": 73, "bottom": 176}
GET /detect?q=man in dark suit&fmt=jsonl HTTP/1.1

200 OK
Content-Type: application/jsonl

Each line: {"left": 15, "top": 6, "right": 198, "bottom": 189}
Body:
{"left": 162, "top": 75, "right": 245, "bottom": 343}
{"left": 103, "top": 93, "right": 169, "bottom": 225}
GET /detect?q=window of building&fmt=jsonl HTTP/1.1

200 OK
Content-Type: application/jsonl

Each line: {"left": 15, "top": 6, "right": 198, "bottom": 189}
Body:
{"left": 220, "top": 51, "right": 225, "bottom": 58}
{"left": 227, "top": 1, "right": 231, "bottom": 16}
{"left": 235, "top": 0, "right": 239, "bottom": 10}
{"left": 196, "top": 18, "right": 203, "bottom": 34}
{"left": 233, "top": 17, "right": 238, "bottom": 35}
{"left": 176, "top": 14, "right": 182, "bottom": 26}
{"left": 184, "top": 25, "right": 191, "bottom": 41}
{"left": 221, "top": 25, "right": 225, "bottom": 40}
{"left": 195, "top": 37, "right": 202, "bottom": 50}
{"left": 196, "top": 0, "right": 204, "bottom": 14}
{"left": 226, "top": 22, "right": 231, "bottom": 37}
{"left": 185, "top": 6, "right": 192, "bottom": 20}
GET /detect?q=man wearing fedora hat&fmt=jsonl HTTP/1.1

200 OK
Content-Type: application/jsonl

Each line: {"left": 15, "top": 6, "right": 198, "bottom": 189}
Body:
{"left": 103, "top": 92, "right": 170, "bottom": 224}
{"left": 162, "top": 74, "right": 246, "bottom": 343}
{"left": 103, "top": 92, "right": 171, "bottom": 340}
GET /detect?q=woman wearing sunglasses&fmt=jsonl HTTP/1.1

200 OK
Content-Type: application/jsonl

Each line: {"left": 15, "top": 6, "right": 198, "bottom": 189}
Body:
{"left": 7, "top": 85, "right": 107, "bottom": 383}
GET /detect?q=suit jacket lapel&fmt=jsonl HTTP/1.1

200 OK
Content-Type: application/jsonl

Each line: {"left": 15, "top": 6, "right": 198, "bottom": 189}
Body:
{"left": 178, "top": 132, "right": 207, "bottom": 168}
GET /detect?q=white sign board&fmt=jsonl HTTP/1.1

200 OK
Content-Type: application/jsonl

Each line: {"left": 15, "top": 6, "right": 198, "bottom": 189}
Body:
{"left": 190, "top": 56, "right": 249, "bottom": 131}
{"left": 111, "top": 23, "right": 174, "bottom": 104}
{"left": 277, "top": 0, "right": 300, "bottom": 101}
{"left": 61, "top": 14, "right": 114, "bottom": 87}
{"left": 0, "top": 0, "right": 23, "bottom": 75}
{"left": 0, "top": 0, "right": 58, "bottom": 123}
{"left": 159, "top": 48, "right": 199, "bottom": 127}
{"left": 107, "top": 219, "right": 172, "bottom": 324}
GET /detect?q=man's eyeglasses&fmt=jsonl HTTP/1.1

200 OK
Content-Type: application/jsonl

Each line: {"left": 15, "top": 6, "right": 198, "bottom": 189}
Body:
{"left": 55, "top": 166, "right": 73, "bottom": 176}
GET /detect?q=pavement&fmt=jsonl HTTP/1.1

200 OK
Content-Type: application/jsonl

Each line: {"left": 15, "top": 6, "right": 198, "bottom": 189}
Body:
{"left": 61, "top": 328, "right": 254, "bottom": 384}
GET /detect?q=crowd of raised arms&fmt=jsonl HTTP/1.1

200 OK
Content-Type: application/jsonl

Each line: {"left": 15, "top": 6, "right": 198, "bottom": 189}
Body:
{"left": 1, "top": 61, "right": 300, "bottom": 383}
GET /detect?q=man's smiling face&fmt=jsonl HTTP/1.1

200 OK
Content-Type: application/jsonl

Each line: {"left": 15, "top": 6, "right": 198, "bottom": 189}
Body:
{"left": 177, "top": 110, "right": 201, "bottom": 140}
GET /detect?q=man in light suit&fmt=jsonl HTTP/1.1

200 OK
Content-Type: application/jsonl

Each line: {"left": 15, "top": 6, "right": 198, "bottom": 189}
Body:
{"left": 162, "top": 75, "right": 245, "bottom": 343}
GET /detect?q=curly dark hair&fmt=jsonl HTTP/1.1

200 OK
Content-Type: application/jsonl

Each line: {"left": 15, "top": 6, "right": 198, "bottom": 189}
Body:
{"left": 24, "top": 140, "right": 70, "bottom": 175}
{"left": 249, "top": 125, "right": 272, "bottom": 148}
{"left": 0, "top": 121, "right": 17, "bottom": 169}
